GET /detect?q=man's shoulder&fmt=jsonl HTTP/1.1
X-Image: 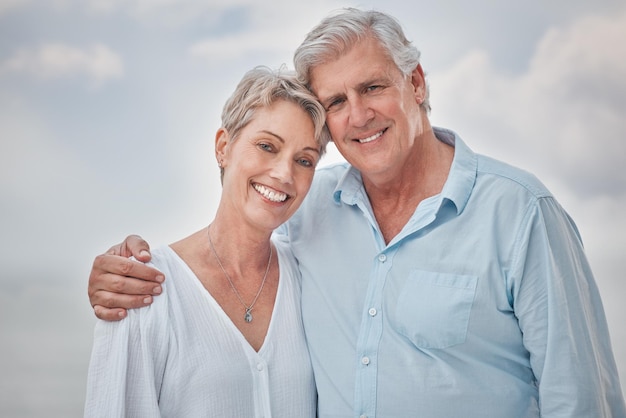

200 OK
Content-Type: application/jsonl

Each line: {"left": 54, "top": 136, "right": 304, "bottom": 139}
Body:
{"left": 476, "top": 154, "right": 552, "bottom": 199}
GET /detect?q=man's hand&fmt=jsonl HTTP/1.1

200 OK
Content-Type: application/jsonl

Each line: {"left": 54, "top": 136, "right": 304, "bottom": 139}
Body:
{"left": 88, "top": 235, "right": 164, "bottom": 321}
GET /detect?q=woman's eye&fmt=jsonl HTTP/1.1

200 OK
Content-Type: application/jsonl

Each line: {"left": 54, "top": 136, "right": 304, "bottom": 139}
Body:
{"left": 258, "top": 143, "right": 273, "bottom": 152}
{"left": 297, "top": 158, "right": 313, "bottom": 167}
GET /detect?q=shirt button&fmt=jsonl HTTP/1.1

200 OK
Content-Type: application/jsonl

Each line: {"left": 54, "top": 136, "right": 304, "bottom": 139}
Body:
{"left": 256, "top": 363, "right": 264, "bottom": 371}
{"left": 360, "top": 415, "right": 368, "bottom": 418}
{"left": 361, "top": 356, "right": 370, "bottom": 365}
{"left": 368, "top": 308, "right": 377, "bottom": 316}
{"left": 378, "top": 254, "right": 387, "bottom": 262}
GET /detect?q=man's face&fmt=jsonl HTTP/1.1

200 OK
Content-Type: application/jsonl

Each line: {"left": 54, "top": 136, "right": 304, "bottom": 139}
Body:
{"left": 309, "top": 36, "right": 426, "bottom": 181}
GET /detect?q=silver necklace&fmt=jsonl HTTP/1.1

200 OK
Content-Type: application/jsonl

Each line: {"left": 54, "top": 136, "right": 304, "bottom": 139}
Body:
{"left": 207, "top": 226, "right": 272, "bottom": 323}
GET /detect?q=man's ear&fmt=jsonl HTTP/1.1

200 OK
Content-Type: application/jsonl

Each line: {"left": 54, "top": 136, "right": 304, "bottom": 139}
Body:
{"left": 410, "top": 64, "right": 426, "bottom": 105}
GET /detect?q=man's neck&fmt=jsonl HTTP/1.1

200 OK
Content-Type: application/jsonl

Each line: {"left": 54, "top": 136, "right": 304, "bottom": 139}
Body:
{"left": 363, "top": 130, "right": 454, "bottom": 244}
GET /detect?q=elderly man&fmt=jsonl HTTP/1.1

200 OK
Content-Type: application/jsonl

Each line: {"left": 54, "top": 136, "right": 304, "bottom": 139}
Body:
{"left": 88, "top": 8, "right": 625, "bottom": 417}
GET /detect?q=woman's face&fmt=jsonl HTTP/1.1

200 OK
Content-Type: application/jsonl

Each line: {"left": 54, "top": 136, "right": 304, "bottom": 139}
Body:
{"left": 218, "top": 100, "right": 320, "bottom": 232}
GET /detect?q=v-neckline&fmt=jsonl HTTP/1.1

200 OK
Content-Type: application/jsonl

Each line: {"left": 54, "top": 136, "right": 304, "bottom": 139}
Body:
{"left": 164, "top": 245, "right": 282, "bottom": 354}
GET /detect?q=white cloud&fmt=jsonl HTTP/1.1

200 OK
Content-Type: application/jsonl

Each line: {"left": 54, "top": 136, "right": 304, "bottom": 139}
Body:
{"left": 531, "top": 12, "right": 626, "bottom": 91}
{"left": 0, "top": 43, "right": 124, "bottom": 85}
{"left": 430, "top": 11, "right": 626, "bottom": 198}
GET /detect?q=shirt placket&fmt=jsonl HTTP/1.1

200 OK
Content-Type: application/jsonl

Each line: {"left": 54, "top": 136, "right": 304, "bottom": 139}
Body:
{"left": 350, "top": 192, "right": 440, "bottom": 418}
{"left": 353, "top": 245, "right": 395, "bottom": 418}
{"left": 249, "top": 354, "right": 271, "bottom": 418}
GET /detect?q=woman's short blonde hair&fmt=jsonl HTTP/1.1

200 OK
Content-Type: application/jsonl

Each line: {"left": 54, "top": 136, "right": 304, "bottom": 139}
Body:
{"left": 220, "top": 66, "right": 330, "bottom": 164}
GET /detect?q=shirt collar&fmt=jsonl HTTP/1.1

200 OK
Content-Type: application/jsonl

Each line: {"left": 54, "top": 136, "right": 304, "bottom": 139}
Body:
{"left": 436, "top": 127, "right": 476, "bottom": 215}
{"left": 332, "top": 165, "right": 363, "bottom": 206}
{"left": 332, "top": 127, "right": 477, "bottom": 215}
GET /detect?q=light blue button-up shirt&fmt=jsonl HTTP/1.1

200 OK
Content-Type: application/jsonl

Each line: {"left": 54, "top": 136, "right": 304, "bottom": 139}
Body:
{"left": 278, "top": 128, "right": 625, "bottom": 417}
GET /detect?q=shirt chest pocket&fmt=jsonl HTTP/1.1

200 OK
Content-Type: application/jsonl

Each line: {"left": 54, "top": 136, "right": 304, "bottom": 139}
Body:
{"left": 391, "top": 270, "right": 477, "bottom": 349}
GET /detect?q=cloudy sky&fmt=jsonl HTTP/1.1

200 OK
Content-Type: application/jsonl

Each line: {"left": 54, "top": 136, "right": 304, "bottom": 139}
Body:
{"left": 1, "top": 0, "right": 625, "bottom": 415}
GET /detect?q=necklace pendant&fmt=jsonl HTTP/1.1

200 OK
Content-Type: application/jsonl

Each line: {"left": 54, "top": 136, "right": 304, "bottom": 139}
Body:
{"left": 244, "top": 309, "right": 253, "bottom": 323}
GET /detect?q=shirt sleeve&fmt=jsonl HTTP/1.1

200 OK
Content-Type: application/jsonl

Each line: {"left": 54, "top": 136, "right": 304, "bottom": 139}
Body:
{"left": 511, "top": 196, "right": 626, "bottom": 417}
{"left": 84, "top": 303, "right": 168, "bottom": 417}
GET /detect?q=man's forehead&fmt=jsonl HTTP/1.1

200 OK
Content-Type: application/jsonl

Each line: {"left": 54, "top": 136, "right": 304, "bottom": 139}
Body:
{"left": 308, "top": 37, "right": 396, "bottom": 91}
{"left": 310, "top": 62, "right": 395, "bottom": 100}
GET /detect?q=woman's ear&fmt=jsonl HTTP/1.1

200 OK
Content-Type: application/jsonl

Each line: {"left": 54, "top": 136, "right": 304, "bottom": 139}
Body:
{"left": 215, "top": 128, "right": 230, "bottom": 168}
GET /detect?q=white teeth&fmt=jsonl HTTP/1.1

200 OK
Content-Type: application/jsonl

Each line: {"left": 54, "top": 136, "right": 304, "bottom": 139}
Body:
{"left": 358, "top": 130, "right": 384, "bottom": 144}
{"left": 253, "top": 184, "right": 288, "bottom": 202}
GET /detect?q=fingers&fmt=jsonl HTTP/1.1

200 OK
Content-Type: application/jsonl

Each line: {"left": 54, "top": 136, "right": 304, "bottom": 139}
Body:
{"left": 105, "top": 242, "right": 124, "bottom": 256}
{"left": 88, "top": 262, "right": 163, "bottom": 299}
{"left": 92, "top": 301, "right": 155, "bottom": 321}
{"left": 88, "top": 269, "right": 163, "bottom": 299}
{"left": 91, "top": 254, "right": 164, "bottom": 287}
{"left": 93, "top": 305, "right": 128, "bottom": 321}
{"left": 119, "top": 235, "right": 152, "bottom": 261}
{"left": 88, "top": 254, "right": 164, "bottom": 316}
{"left": 91, "top": 288, "right": 155, "bottom": 310}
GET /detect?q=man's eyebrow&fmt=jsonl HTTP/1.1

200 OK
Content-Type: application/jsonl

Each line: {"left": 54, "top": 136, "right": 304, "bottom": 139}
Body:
{"left": 356, "top": 76, "right": 387, "bottom": 91}
{"left": 319, "top": 76, "right": 390, "bottom": 106}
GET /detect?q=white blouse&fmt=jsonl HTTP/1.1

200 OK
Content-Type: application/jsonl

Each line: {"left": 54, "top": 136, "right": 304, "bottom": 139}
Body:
{"left": 84, "top": 237, "right": 316, "bottom": 418}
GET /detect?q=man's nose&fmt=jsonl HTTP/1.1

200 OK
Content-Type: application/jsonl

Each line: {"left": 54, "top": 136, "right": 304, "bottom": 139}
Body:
{"left": 348, "top": 96, "right": 374, "bottom": 127}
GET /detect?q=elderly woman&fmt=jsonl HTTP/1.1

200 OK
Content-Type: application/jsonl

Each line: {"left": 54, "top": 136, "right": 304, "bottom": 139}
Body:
{"left": 84, "top": 66, "right": 330, "bottom": 417}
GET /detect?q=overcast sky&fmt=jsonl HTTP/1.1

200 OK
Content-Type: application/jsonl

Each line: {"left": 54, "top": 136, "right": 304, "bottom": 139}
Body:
{"left": 1, "top": 0, "right": 625, "bottom": 416}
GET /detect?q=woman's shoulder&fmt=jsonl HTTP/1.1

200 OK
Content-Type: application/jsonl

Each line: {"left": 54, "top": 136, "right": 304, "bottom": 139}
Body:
{"left": 126, "top": 246, "right": 187, "bottom": 321}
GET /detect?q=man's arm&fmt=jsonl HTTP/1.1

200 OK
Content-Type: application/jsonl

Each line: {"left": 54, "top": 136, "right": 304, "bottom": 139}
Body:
{"left": 515, "top": 198, "right": 626, "bottom": 415}
{"left": 88, "top": 235, "right": 164, "bottom": 321}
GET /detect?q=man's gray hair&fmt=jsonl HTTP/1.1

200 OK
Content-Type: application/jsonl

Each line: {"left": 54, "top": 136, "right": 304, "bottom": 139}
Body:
{"left": 294, "top": 7, "right": 430, "bottom": 112}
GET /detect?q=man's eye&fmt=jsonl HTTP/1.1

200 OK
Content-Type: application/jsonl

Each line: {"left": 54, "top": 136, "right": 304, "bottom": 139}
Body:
{"left": 326, "top": 98, "right": 344, "bottom": 110}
